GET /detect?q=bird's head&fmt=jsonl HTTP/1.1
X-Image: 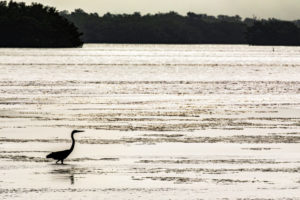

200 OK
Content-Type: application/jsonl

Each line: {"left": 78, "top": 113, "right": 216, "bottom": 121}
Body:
{"left": 71, "top": 130, "right": 84, "bottom": 134}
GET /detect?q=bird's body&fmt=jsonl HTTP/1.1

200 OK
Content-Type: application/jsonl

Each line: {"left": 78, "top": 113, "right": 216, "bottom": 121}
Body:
{"left": 46, "top": 130, "right": 84, "bottom": 164}
{"left": 46, "top": 149, "right": 72, "bottom": 164}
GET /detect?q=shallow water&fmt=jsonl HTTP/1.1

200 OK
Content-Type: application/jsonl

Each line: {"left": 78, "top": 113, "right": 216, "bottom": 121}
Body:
{"left": 0, "top": 44, "right": 300, "bottom": 199}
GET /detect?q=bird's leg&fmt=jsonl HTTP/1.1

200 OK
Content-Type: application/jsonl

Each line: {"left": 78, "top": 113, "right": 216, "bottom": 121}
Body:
{"left": 61, "top": 160, "right": 64, "bottom": 165}
{"left": 56, "top": 160, "right": 59, "bottom": 164}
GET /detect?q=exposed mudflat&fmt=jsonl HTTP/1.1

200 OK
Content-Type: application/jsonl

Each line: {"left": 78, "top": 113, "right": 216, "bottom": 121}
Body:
{"left": 0, "top": 44, "right": 300, "bottom": 199}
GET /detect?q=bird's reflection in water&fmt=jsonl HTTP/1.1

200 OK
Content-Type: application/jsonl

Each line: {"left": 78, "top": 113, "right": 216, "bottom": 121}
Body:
{"left": 50, "top": 165, "right": 76, "bottom": 185}
{"left": 70, "top": 173, "right": 74, "bottom": 185}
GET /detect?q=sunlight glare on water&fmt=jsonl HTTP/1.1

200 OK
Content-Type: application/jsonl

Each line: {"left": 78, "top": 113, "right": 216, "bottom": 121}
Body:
{"left": 0, "top": 44, "right": 300, "bottom": 199}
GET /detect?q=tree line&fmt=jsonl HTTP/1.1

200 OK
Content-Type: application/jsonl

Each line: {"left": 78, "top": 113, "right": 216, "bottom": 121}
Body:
{"left": 1, "top": 1, "right": 300, "bottom": 47}
{"left": 61, "top": 9, "right": 300, "bottom": 46}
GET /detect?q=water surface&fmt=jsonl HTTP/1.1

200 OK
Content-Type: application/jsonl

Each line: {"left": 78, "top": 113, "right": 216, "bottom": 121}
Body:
{"left": 0, "top": 44, "right": 300, "bottom": 199}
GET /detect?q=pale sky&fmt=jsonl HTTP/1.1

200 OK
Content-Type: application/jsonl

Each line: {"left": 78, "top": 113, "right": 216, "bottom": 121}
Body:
{"left": 15, "top": 0, "right": 300, "bottom": 20}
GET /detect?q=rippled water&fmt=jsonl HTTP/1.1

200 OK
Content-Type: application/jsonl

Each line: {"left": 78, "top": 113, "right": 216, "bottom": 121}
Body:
{"left": 0, "top": 44, "right": 300, "bottom": 199}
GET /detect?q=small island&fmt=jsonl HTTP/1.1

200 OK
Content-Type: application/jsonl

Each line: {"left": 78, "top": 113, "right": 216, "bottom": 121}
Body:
{"left": 0, "top": 1, "right": 83, "bottom": 47}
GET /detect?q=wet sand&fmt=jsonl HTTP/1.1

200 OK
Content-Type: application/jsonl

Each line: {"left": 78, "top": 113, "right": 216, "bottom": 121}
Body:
{"left": 0, "top": 44, "right": 300, "bottom": 199}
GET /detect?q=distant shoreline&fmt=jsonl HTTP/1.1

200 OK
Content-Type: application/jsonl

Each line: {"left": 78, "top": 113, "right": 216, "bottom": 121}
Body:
{"left": 60, "top": 11, "right": 300, "bottom": 46}
{"left": 1, "top": 1, "right": 300, "bottom": 47}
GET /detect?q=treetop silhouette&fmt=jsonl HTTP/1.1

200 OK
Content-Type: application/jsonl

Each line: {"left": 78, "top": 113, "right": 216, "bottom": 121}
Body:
{"left": 0, "top": 1, "right": 83, "bottom": 47}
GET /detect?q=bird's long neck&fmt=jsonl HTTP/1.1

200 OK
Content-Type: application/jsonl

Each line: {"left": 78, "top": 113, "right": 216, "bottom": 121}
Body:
{"left": 70, "top": 133, "right": 75, "bottom": 151}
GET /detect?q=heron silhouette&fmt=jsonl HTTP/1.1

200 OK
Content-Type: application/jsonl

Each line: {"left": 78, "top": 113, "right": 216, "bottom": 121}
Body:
{"left": 46, "top": 130, "right": 84, "bottom": 164}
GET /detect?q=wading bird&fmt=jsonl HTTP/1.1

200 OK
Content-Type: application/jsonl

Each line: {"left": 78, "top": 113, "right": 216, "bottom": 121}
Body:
{"left": 46, "top": 130, "right": 84, "bottom": 164}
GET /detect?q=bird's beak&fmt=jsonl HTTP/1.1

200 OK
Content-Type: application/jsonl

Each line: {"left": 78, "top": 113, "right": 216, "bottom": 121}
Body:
{"left": 76, "top": 130, "right": 84, "bottom": 133}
